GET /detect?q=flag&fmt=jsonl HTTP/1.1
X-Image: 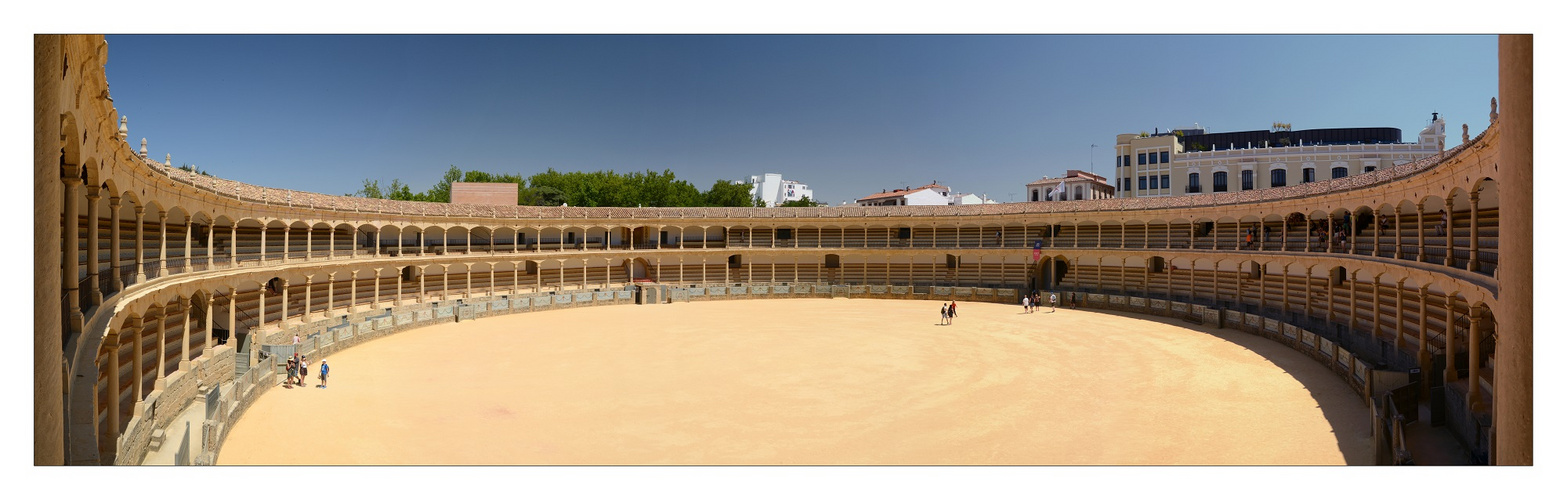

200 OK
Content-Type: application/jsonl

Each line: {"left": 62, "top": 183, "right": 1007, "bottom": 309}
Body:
{"left": 1032, "top": 239, "right": 1043, "bottom": 261}
{"left": 1055, "top": 181, "right": 1067, "bottom": 200}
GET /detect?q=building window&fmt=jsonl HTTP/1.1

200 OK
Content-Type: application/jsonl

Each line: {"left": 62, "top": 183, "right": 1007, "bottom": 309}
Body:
{"left": 1160, "top": 175, "right": 1170, "bottom": 189}
{"left": 1364, "top": 166, "right": 1376, "bottom": 173}
{"left": 1138, "top": 176, "right": 1147, "bottom": 190}
{"left": 1213, "top": 172, "right": 1228, "bottom": 192}
{"left": 1271, "top": 168, "right": 1286, "bottom": 187}
{"left": 1302, "top": 168, "right": 1316, "bottom": 183}
{"left": 1123, "top": 155, "right": 1131, "bottom": 167}
{"left": 1031, "top": 190, "right": 1039, "bottom": 202}
{"left": 1075, "top": 187, "right": 1084, "bottom": 200}
{"left": 1332, "top": 167, "right": 1348, "bottom": 179}
{"left": 1138, "top": 153, "right": 1147, "bottom": 165}
{"left": 1240, "top": 170, "right": 1254, "bottom": 190}
{"left": 1187, "top": 173, "right": 1200, "bottom": 193}
{"left": 1123, "top": 178, "right": 1132, "bottom": 192}
{"left": 1160, "top": 151, "right": 1169, "bottom": 163}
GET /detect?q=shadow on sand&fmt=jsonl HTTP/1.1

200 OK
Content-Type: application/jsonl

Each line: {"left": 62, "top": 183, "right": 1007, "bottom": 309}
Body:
{"left": 1085, "top": 309, "right": 1373, "bottom": 465}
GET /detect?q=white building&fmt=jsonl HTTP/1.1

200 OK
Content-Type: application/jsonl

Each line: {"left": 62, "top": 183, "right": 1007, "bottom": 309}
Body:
{"left": 949, "top": 192, "right": 999, "bottom": 205}
{"left": 856, "top": 182, "right": 954, "bottom": 206}
{"left": 1112, "top": 115, "right": 1446, "bottom": 198}
{"left": 747, "top": 173, "right": 814, "bottom": 207}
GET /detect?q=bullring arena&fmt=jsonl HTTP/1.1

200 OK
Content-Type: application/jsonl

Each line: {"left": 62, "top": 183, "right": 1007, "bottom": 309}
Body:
{"left": 34, "top": 34, "right": 1533, "bottom": 466}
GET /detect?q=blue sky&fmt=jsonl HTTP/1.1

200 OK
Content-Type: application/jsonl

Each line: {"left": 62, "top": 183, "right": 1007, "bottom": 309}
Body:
{"left": 103, "top": 35, "right": 1497, "bottom": 205}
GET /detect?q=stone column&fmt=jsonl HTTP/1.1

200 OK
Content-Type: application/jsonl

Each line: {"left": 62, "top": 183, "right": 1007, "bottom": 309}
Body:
{"left": 1416, "top": 203, "right": 1426, "bottom": 262}
{"left": 1467, "top": 192, "right": 1482, "bottom": 271}
{"left": 303, "top": 277, "right": 313, "bottom": 321}
{"left": 418, "top": 271, "right": 425, "bottom": 303}
{"left": 107, "top": 198, "right": 124, "bottom": 294}
{"left": 182, "top": 215, "right": 192, "bottom": 272}
{"left": 227, "top": 286, "right": 236, "bottom": 349}
{"left": 1418, "top": 285, "right": 1431, "bottom": 382}
{"left": 203, "top": 294, "right": 213, "bottom": 358}
{"left": 259, "top": 224, "right": 267, "bottom": 265}
{"left": 36, "top": 37, "right": 64, "bottom": 464}
{"left": 229, "top": 223, "right": 237, "bottom": 267}
{"left": 1371, "top": 279, "right": 1381, "bottom": 341}
{"left": 1349, "top": 213, "right": 1357, "bottom": 255}
{"left": 349, "top": 271, "right": 359, "bottom": 312}
{"left": 1496, "top": 33, "right": 1533, "bottom": 465}
{"left": 326, "top": 273, "right": 336, "bottom": 319}
{"left": 204, "top": 220, "right": 214, "bottom": 270}
{"left": 85, "top": 187, "right": 102, "bottom": 307}
{"left": 131, "top": 205, "right": 147, "bottom": 283}
{"left": 256, "top": 286, "right": 266, "bottom": 333}
{"left": 418, "top": 230, "right": 425, "bottom": 256}
{"left": 132, "top": 316, "right": 144, "bottom": 402}
{"left": 329, "top": 227, "right": 335, "bottom": 260}
{"left": 1394, "top": 279, "right": 1406, "bottom": 352}
{"left": 155, "top": 303, "right": 167, "bottom": 380}
{"left": 63, "top": 175, "right": 84, "bottom": 332}
{"left": 1469, "top": 305, "right": 1485, "bottom": 406}
{"left": 156, "top": 211, "right": 167, "bottom": 276}
{"left": 280, "top": 279, "right": 290, "bottom": 326}
{"left": 283, "top": 225, "right": 290, "bottom": 263}
{"left": 376, "top": 269, "right": 385, "bottom": 307}
{"left": 1444, "top": 294, "right": 1456, "bottom": 383}
{"left": 105, "top": 331, "right": 119, "bottom": 451}
{"left": 1444, "top": 197, "right": 1456, "bottom": 266}
{"left": 1395, "top": 206, "right": 1404, "bottom": 259}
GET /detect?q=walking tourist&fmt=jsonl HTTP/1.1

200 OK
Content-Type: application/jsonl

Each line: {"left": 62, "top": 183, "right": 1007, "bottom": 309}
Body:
{"left": 319, "top": 359, "right": 329, "bottom": 388}
{"left": 286, "top": 355, "right": 297, "bottom": 387}
{"left": 299, "top": 354, "right": 308, "bottom": 381}
{"left": 1050, "top": 292, "right": 1057, "bottom": 312}
{"left": 940, "top": 304, "right": 949, "bottom": 325}
{"left": 948, "top": 301, "right": 957, "bottom": 323}
{"left": 293, "top": 334, "right": 300, "bottom": 345}
{"left": 1023, "top": 295, "right": 1030, "bottom": 313}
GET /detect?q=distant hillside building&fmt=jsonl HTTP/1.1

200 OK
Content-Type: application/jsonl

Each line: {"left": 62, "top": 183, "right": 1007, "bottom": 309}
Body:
{"left": 1112, "top": 115, "right": 1445, "bottom": 198}
{"left": 451, "top": 182, "right": 518, "bottom": 206}
{"left": 950, "top": 192, "right": 999, "bottom": 205}
{"left": 856, "top": 182, "right": 954, "bottom": 206}
{"left": 747, "top": 173, "right": 814, "bottom": 207}
{"left": 1025, "top": 170, "right": 1116, "bottom": 201}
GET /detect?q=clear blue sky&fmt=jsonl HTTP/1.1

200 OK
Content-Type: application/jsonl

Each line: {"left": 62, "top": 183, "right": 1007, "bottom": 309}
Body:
{"left": 103, "top": 35, "right": 1497, "bottom": 205}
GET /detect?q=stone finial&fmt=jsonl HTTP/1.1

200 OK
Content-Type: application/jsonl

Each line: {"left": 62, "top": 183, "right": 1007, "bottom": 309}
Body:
{"left": 118, "top": 116, "right": 128, "bottom": 139}
{"left": 1490, "top": 97, "right": 1499, "bottom": 122}
{"left": 164, "top": 153, "right": 171, "bottom": 167}
{"left": 1462, "top": 124, "right": 1470, "bottom": 143}
{"left": 139, "top": 138, "right": 148, "bottom": 157}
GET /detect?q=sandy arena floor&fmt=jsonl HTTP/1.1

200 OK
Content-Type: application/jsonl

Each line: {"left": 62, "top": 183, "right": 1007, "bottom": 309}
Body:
{"left": 217, "top": 298, "right": 1372, "bottom": 465}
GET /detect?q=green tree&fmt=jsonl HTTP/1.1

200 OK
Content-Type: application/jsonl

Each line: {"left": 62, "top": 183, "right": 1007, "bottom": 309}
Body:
{"left": 703, "top": 180, "right": 754, "bottom": 207}
{"left": 427, "top": 165, "right": 464, "bottom": 203}
{"left": 778, "top": 196, "right": 818, "bottom": 207}
{"left": 356, "top": 178, "right": 384, "bottom": 199}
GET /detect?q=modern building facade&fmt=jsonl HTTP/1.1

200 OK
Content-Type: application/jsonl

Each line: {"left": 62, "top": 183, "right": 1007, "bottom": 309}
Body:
{"left": 1025, "top": 170, "right": 1116, "bottom": 202}
{"left": 747, "top": 173, "right": 814, "bottom": 207}
{"left": 35, "top": 34, "right": 1532, "bottom": 467}
{"left": 1113, "top": 118, "right": 1445, "bottom": 199}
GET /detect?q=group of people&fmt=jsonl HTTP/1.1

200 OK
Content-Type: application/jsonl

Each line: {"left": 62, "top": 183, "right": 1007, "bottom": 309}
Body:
{"left": 1022, "top": 292, "right": 1057, "bottom": 313}
{"left": 939, "top": 301, "right": 958, "bottom": 325}
{"left": 285, "top": 352, "right": 329, "bottom": 389}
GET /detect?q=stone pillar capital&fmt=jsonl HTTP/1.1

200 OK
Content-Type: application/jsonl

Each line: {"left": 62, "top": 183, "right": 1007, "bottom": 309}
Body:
{"left": 108, "top": 196, "right": 121, "bottom": 208}
{"left": 62, "top": 174, "right": 83, "bottom": 186}
{"left": 157, "top": 210, "right": 167, "bottom": 222}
